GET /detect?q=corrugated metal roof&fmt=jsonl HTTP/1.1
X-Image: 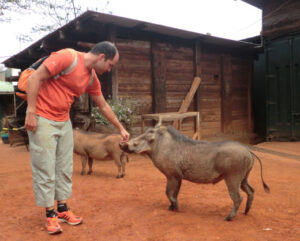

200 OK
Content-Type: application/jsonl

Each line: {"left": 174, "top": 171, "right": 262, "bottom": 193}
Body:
{"left": 241, "top": 0, "right": 263, "bottom": 9}
{"left": 85, "top": 11, "right": 260, "bottom": 48}
{"left": 0, "top": 81, "right": 14, "bottom": 93}
{"left": 3, "top": 11, "right": 260, "bottom": 70}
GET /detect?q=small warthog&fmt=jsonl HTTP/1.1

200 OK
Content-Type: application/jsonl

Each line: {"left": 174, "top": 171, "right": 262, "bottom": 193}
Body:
{"left": 120, "top": 125, "right": 270, "bottom": 221}
{"left": 73, "top": 129, "right": 129, "bottom": 178}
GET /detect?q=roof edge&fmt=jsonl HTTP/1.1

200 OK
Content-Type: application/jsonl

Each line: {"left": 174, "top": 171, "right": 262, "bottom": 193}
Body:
{"left": 241, "top": 0, "right": 263, "bottom": 9}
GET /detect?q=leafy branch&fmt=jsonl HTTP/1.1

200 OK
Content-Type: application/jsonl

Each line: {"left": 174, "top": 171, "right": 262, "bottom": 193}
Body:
{"left": 0, "top": 0, "right": 112, "bottom": 41}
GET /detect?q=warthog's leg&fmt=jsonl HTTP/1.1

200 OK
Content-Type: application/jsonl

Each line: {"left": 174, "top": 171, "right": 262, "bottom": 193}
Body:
{"left": 241, "top": 175, "right": 255, "bottom": 215}
{"left": 80, "top": 155, "right": 87, "bottom": 175}
{"left": 120, "top": 153, "right": 128, "bottom": 178}
{"left": 87, "top": 157, "right": 93, "bottom": 175}
{"left": 224, "top": 175, "right": 243, "bottom": 221}
{"left": 166, "top": 178, "right": 182, "bottom": 211}
{"left": 113, "top": 153, "right": 125, "bottom": 178}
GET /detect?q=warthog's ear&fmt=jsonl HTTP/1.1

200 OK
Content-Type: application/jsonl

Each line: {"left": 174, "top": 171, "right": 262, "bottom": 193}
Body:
{"left": 145, "top": 129, "right": 156, "bottom": 143}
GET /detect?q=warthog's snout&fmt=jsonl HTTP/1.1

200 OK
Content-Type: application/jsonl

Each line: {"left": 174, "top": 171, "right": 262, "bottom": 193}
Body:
{"left": 119, "top": 142, "right": 135, "bottom": 153}
{"left": 119, "top": 142, "right": 128, "bottom": 151}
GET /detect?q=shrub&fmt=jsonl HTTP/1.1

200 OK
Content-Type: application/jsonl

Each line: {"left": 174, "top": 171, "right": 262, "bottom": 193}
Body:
{"left": 91, "top": 96, "right": 139, "bottom": 130}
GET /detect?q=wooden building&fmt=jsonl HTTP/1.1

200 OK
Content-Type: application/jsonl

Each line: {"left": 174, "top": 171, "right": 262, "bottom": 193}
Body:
{"left": 243, "top": 0, "right": 300, "bottom": 141}
{"left": 3, "top": 11, "right": 259, "bottom": 138}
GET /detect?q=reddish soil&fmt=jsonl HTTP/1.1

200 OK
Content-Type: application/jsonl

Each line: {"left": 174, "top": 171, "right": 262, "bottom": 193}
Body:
{"left": 0, "top": 141, "right": 299, "bottom": 241}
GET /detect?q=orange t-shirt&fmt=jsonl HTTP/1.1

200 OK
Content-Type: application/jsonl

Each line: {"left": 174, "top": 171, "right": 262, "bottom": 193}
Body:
{"left": 36, "top": 49, "right": 102, "bottom": 121}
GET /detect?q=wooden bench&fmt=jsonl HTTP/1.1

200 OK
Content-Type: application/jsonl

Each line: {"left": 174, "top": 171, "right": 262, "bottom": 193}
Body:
{"left": 141, "top": 112, "right": 201, "bottom": 140}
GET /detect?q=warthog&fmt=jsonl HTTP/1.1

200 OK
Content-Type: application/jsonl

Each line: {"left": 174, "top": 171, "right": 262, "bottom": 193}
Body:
{"left": 73, "top": 129, "right": 129, "bottom": 178}
{"left": 120, "top": 125, "right": 270, "bottom": 221}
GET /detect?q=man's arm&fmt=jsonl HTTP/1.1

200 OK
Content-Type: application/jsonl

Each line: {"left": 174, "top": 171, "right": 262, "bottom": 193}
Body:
{"left": 25, "top": 64, "right": 51, "bottom": 132}
{"left": 90, "top": 95, "right": 130, "bottom": 142}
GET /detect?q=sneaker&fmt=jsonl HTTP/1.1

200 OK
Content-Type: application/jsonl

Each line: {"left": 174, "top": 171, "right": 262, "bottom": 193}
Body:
{"left": 57, "top": 210, "right": 83, "bottom": 225}
{"left": 46, "top": 216, "right": 62, "bottom": 234}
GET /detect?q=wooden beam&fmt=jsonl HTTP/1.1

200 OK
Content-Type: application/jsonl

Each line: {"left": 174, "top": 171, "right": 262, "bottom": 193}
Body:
{"left": 27, "top": 48, "right": 34, "bottom": 56}
{"left": 141, "top": 112, "right": 201, "bottom": 140}
{"left": 76, "top": 20, "right": 107, "bottom": 35}
{"left": 77, "top": 41, "right": 96, "bottom": 49}
{"left": 151, "top": 40, "right": 166, "bottom": 113}
{"left": 75, "top": 20, "right": 82, "bottom": 32}
{"left": 58, "top": 30, "right": 66, "bottom": 40}
{"left": 178, "top": 77, "right": 201, "bottom": 113}
{"left": 262, "top": 19, "right": 300, "bottom": 38}
{"left": 173, "top": 76, "right": 201, "bottom": 128}
{"left": 132, "top": 22, "right": 148, "bottom": 31}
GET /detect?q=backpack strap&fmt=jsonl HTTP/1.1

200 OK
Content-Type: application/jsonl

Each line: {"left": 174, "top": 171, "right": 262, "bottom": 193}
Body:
{"left": 42, "top": 48, "right": 94, "bottom": 88}
{"left": 29, "top": 56, "right": 48, "bottom": 70}
{"left": 54, "top": 49, "right": 77, "bottom": 79}
{"left": 88, "top": 72, "right": 95, "bottom": 87}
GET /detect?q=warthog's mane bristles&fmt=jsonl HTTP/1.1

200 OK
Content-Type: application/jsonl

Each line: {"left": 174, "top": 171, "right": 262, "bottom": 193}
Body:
{"left": 166, "top": 126, "right": 201, "bottom": 145}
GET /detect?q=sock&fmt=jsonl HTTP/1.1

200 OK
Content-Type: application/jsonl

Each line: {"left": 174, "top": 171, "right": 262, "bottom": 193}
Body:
{"left": 57, "top": 203, "right": 69, "bottom": 212}
{"left": 46, "top": 209, "right": 57, "bottom": 218}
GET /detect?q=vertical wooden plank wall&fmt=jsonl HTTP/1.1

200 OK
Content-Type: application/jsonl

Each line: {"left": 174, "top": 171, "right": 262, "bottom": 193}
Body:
{"left": 221, "top": 54, "right": 233, "bottom": 133}
{"left": 198, "top": 49, "right": 222, "bottom": 137}
{"left": 151, "top": 40, "right": 167, "bottom": 113}
{"left": 117, "top": 39, "right": 152, "bottom": 116}
{"left": 116, "top": 38, "right": 252, "bottom": 137}
{"left": 262, "top": 0, "right": 300, "bottom": 38}
{"left": 164, "top": 43, "right": 194, "bottom": 113}
{"left": 231, "top": 57, "right": 253, "bottom": 133}
{"left": 164, "top": 42, "right": 195, "bottom": 136}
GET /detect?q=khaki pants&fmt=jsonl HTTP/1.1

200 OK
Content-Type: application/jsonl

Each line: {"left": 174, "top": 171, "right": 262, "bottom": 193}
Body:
{"left": 27, "top": 116, "right": 73, "bottom": 207}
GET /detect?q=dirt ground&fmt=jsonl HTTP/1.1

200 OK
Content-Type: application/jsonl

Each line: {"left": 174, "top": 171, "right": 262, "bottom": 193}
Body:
{"left": 0, "top": 140, "right": 299, "bottom": 241}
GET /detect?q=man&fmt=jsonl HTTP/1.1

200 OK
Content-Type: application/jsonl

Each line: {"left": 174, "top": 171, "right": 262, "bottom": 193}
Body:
{"left": 25, "top": 41, "right": 130, "bottom": 234}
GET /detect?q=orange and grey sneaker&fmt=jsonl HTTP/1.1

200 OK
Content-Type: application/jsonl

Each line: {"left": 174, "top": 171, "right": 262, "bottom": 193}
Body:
{"left": 57, "top": 210, "right": 83, "bottom": 225}
{"left": 46, "top": 216, "right": 62, "bottom": 234}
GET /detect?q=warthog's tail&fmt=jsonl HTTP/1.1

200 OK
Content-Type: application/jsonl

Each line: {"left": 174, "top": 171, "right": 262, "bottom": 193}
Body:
{"left": 250, "top": 151, "right": 270, "bottom": 193}
{"left": 121, "top": 152, "right": 130, "bottom": 163}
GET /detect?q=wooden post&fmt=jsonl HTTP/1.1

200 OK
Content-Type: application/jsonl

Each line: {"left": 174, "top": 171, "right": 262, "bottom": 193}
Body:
{"left": 196, "top": 112, "right": 201, "bottom": 140}
{"left": 221, "top": 54, "right": 233, "bottom": 133}
{"left": 193, "top": 40, "right": 202, "bottom": 138}
{"left": 194, "top": 40, "right": 202, "bottom": 111}
{"left": 107, "top": 25, "right": 118, "bottom": 102}
{"left": 141, "top": 116, "right": 145, "bottom": 133}
{"left": 178, "top": 119, "right": 182, "bottom": 131}
{"left": 151, "top": 40, "right": 166, "bottom": 113}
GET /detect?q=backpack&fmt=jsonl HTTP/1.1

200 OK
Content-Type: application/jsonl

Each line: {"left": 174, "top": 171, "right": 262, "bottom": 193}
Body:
{"left": 16, "top": 48, "right": 93, "bottom": 100}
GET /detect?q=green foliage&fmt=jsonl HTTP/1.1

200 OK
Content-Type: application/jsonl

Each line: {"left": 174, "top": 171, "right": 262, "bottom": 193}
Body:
{"left": 91, "top": 96, "right": 138, "bottom": 130}
{"left": 1, "top": 0, "right": 81, "bottom": 31}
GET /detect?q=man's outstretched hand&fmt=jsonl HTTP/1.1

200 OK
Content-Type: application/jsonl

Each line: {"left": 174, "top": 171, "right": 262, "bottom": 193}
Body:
{"left": 120, "top": 129, "right": 130, "bottom": 142}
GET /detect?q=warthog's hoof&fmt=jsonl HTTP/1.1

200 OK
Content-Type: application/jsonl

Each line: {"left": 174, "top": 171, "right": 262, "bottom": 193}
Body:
{"left": 87, "top": 171, "right": 92, "bottom": 175}
{"left": 116, "top": 174, "right": 125, "bottom": 178}
{"left": 168, "top": 205, "right": 178, "bottom": 211}
{"left": 244, "top": 208, "right": 250, "bottom": 215}
{"left": 225, "top": 216, "right": 233, "bottom": 221}
{"left": 80, "top": 171, "right": 85, "bottom": 175}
